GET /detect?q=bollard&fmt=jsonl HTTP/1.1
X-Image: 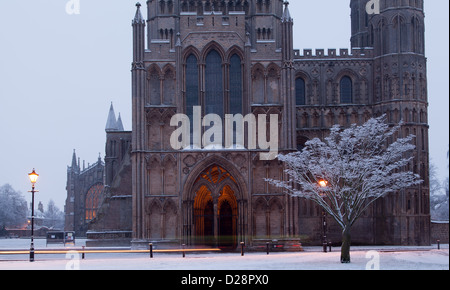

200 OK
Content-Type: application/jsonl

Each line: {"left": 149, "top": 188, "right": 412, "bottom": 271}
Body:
{"left": 437, "top": 240, "right": 440, "bottom": 250}
{"left": 323, "top": 241, "right": 327, "bottom": 253}
{"left": 82, "top": 246, "right": 85, "bottom": 260}
{"left": 266, "top": 242, "right": 270, "bottom": 255}
{"left": 240, "top": 242, "right": 245, "bottom": 256}
{"left": 182, "top": 244, "right": 186, "bottom": 258}
{"left": 149, "top": 243, "right": 153, "bottom": 258}
{"left": 328, "top": 241, "right": 332, "bottom": 252}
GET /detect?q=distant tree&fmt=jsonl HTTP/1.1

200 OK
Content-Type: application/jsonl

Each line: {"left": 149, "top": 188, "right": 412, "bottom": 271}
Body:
{"left": 446, "top": 147, "right": 449, "bottom": 200}
{"left": 430, "top": 148, "right": 449, "bottom": 221}
{"left": 267, "top": 116, "right": 422, "bottom": 263}
{"left": 38, "top": 201, "right": 44, "bottom": 214}
{"left": 429, "top": 163, "right": 442, "bottom": 196}
{"left": 430, "top": 162, "right": 449, "bottom": 220}
{"left": 444, "top": 177, "right": 449, "bottom": 199}
{"left": 43, "top": 200, "right": 64, "bottom": 230}
{"left": 0, "top": 184, "right": 28, "bottom": 229}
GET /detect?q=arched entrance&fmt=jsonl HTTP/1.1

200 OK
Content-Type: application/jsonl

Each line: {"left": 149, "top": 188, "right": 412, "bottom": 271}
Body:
{"left": 192, "top": 165, "right": 239, "bottom": 250}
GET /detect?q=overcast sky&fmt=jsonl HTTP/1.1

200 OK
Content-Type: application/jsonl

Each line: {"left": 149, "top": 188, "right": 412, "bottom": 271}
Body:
{"left": 0, "top": 0, "right": 448, "bottom": 210}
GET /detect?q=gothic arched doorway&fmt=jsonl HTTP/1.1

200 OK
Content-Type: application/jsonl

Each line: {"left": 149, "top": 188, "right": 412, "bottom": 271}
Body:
{"left": 192, "top": 165, "right": 239, "bottom": 250}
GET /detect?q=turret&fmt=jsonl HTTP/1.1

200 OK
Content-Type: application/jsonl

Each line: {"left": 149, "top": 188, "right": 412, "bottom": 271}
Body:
{"left": 105, "top": 102, "right": 118, "bottom": 132}
{"left": 367, "top": 0, "right": 429, "bottom": 245}
{"left": 366, "top": 0, "right": 427, "bottom": 103}
{"left": 350, "top": 0, "right": 371, "bottom": 48}
{"left": 281, "top": 1, "right": 295, "bottom": 150}
{"left": 69, "top": 149, "right": 80, "bottom": 173}
{"left": 105, "top": 103, "right": 125, "bottom": 132}
{"left": 146, "top": 0, "right": 178, "bottom": 51}
{"left": 132, "top": 2, "right": 146, "bottom": 151}
{"left": 369, "top": 0, "right": 425, "bottom": 56}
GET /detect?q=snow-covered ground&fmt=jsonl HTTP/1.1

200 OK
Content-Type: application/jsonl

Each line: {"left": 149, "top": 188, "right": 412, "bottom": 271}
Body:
{"left": 0, "top": 238, "right": 448, "bottom": 270}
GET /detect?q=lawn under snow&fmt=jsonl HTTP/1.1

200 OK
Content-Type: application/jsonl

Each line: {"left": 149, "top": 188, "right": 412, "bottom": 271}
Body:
{"left": 0, "top": 239, "right": 448, "bottom": 270}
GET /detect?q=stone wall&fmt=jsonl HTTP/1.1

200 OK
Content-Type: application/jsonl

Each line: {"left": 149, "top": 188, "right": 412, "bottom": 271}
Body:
{"left": 431, "top": 221, "right": 449, "bottom": 244}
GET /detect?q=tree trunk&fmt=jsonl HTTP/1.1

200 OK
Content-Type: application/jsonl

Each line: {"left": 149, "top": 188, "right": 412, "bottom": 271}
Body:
{"left": 341, "top": 226, "right": 351, "bottom": 263}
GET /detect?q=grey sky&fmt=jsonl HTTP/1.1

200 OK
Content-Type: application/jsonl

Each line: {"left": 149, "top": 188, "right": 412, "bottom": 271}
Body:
{"left": 0, "top": 0, "right": 448, "bottom": 210}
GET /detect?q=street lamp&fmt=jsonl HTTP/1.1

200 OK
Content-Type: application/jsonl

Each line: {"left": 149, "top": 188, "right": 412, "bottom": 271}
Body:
{"left": 28, "top": 169, "right": 39, "bottom": 262}
{"left": 318, "top": 179, "right": 328, "bottom": 188}
{"left": 318, "top": 179, "right": 328, "bottom": 252}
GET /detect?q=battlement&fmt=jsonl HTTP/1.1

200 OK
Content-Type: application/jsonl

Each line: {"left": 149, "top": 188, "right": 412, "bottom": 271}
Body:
{"left": 294, "top": 47, "right": 374, "bottom": 59}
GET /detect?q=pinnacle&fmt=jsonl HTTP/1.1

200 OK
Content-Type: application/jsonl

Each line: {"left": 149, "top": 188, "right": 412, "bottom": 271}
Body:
{"left": 133, "top": 2, "right": 145, "bottom": 24}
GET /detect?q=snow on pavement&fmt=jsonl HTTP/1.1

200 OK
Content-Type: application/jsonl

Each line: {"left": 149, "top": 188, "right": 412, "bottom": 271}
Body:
{"left": 0, "top": 239, "right": 449, "bottom": 270}
{"left": 0, "top": 240, "right": 448, "bottom": 270}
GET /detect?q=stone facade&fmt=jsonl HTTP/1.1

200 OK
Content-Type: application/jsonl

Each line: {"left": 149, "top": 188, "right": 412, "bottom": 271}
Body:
{"left": 72, "top": 0, "right": 431, "bottom": 248}
{"left": 65, "top": 150, "right": 104, "bottom": 236}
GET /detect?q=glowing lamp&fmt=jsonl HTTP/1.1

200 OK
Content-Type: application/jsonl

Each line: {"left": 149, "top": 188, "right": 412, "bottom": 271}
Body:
{"left": 28, "top": 169, "right": 39, "bottom": 185}
{"left": 318, "top": 179, "right": 328, "bottom": 188}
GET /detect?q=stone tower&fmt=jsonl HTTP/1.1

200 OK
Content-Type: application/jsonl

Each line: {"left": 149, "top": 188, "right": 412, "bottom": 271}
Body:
{"left": 347, "top": 0, "right": 429, "bottom": 244}
{"left": 370, "top": 0, "right": 429, "bottom": 245}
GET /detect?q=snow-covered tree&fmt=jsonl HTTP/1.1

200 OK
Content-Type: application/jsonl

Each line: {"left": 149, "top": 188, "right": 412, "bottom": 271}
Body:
{"left": 267, "top": 116, "right": 422, "bottom": 263}
{"left": 44, "top": 200, "right": 64, "bottom": 230}
{"left": 430, "top": 148, "right": 449, "bottom": 221}
{"left": 429, "top": 163, "right": 442, "bottom": 197}
{"left": 0, "top": 184, "right": 28, "bottom": 230}
{"left": 430, "top": 162, "right": 449, "bottom": 221}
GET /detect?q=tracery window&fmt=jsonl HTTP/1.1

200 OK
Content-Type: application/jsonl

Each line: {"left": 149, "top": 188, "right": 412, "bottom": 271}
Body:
{"left": 85, "top": 183, "right": 103, "bottom": 221}
{"left": 184, "top": 49, "right": 244, "bottom": 146}
{"left": 205, "top": 50, "right": 224, "bottom": 117}
{"left": 186, "top": 54, "right": 199, "bottom": 122}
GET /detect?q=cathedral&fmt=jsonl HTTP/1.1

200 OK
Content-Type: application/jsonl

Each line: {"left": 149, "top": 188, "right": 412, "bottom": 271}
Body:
{"left": 66, "top": 0, "right": 431, "bottom": 249}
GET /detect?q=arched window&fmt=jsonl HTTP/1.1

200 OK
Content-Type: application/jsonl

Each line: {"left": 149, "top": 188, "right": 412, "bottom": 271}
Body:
{"left": 148, "top": 66, "right": 161, "bottom": 105}
{"left": 85, "top": 183, "right": 103, "bottom": 222}
{"left": 380, "top": 19, "right": 388, "bottom": 55}
{"left": 340, "top": 76, "right": 353, "bottom": 104}
{"left": 400, "top": 17, "right": 408, "bottom": 52}
{"left": 229, "top": 54, "right": 242, "bottom": 115}
{"left": 295, "top": 78, "right": 306, "bottom": 106}
{"left": 163, "top": 67, "right": 175, "bottom": 105}
{"left": 205, "top": 50, "right": 224, "bottom": 117}
{"left": 186, "top": 54, "right": 199, "bottom": 122}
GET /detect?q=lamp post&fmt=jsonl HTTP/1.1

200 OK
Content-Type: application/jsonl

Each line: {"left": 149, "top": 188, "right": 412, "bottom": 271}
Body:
{"left": 28, "top": 169, "right": 39, "bottom": 262}
{"left": 318, "top": 179, "right": 328, "bottom": 253}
